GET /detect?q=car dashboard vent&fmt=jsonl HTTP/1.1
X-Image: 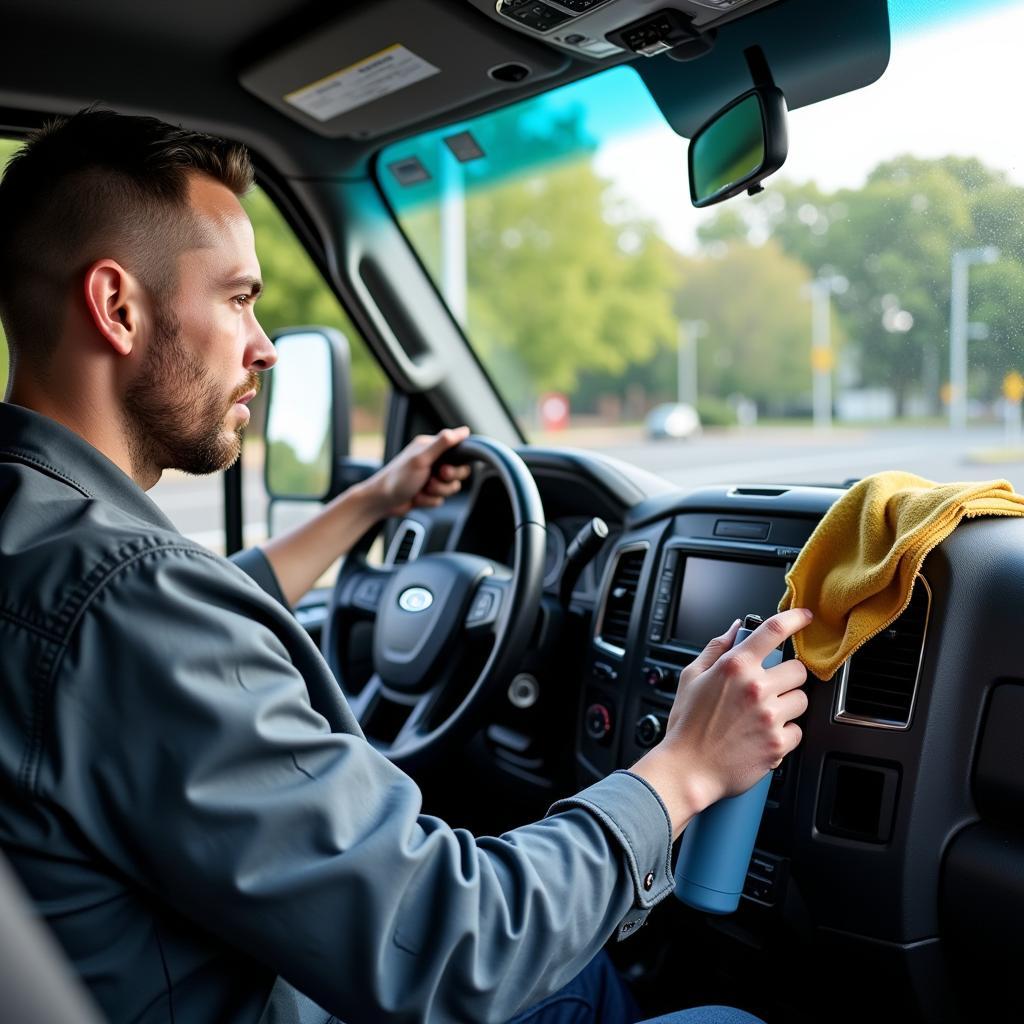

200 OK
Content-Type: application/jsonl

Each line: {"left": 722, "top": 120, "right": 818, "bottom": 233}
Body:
{"left": 596, "top": 545, "right": 647, "bottom": 654}
{"left": 385, "top": 519, "right": 425, "bottom": 566}
{"left": 834, "top": 577, "right": 931, "bottom": 730}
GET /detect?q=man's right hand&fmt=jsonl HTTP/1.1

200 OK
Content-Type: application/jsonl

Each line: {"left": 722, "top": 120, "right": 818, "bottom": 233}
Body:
{"left": 630, "top": 608, "right": 812, "bottom": 839}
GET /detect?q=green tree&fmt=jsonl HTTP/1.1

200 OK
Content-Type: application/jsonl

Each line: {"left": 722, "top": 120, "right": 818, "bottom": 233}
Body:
{"left": 242, "top": 188, "right": 388, "bottom": 428}
{"left": 464, "top": 161, "right": 678, "bottom": 412}
{"left": 675, "top": 240, "right": 821, "bottom": 411}
{"left": 266, "top": 436, "right": 330, "bottom": 498}
{"left": 697, "top": 155, "right": 1024, "bottom": 413}
{"left": 390, "top": 103, "right": 681, "bottom": 418}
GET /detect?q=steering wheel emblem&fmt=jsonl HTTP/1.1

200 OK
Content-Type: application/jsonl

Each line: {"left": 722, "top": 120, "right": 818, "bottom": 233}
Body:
{"left": 398, "top": 586, "right": 434, "bottom": 613}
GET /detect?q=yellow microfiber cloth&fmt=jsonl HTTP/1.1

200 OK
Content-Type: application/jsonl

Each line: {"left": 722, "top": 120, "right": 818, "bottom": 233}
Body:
{"left": 778, "top": 470, "right": 1024, "bottom": 680}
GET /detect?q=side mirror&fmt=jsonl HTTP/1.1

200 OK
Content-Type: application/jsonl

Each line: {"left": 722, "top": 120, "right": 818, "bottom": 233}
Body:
{"left": 264, "top": 326, "right": 382, "bottom": 539}
{"left": 688, "top": 86, "right": 788, "bottom": 208}
{"left": 264, "top": 327, "right": 350, "bottom": 501}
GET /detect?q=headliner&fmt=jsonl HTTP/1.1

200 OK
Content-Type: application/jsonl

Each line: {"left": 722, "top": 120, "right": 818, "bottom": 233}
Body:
{"left": 0, "top": 0, "right": 889, "bottom": 182}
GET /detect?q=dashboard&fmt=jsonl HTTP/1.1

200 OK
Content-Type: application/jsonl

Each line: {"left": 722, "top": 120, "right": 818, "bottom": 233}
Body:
{"left": 390, "top": 445, "right": 1024, "bottom": 1023}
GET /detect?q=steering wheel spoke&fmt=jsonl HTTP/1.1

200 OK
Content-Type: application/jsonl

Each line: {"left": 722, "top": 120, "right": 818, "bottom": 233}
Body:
{"left": 392, "top": 683, "right": 447, "bottom": 747}
{"left": 346, "top": 671, "right": 384, "bottom": 721}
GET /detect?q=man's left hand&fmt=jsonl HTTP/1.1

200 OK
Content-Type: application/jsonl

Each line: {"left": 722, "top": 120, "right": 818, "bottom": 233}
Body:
{"left": 362, "top": 426, "right": 472, "bottom": 520}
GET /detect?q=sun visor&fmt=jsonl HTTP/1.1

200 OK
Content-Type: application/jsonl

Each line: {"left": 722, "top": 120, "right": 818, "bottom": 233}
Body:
{"left": 239, "top": 0, "right": 569, "bottom": 140}
{"left": 636, "top": 0, "right": 891, "bottom": 137}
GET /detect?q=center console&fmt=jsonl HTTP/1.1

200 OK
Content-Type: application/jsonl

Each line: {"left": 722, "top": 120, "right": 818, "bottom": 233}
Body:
{"left": 565, "top": 479, "right": 1014, "bottom": 1023}
{"left": 577, "top": 485, "right": 836, "bottom": 911}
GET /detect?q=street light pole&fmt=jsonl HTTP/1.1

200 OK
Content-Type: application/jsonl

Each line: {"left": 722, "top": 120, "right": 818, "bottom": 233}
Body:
{"left": 810, "top": 279, "right": 832, "bottom": 431}
{"left": 439, "top": 144, "right": 467, "bottom": 326}
{"left": 949, "top": 246, "right": 999, "bottom": 432}
{"left": 807, "top": 272, "right": 847, "bottom": 432}
{"left": 677, "top": 320, "right": 706, "bottom": 406}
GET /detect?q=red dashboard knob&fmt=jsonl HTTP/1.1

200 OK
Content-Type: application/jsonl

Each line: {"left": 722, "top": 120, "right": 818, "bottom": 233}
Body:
{"left": 584, "top": 703, "right": 612, "bottom": 741}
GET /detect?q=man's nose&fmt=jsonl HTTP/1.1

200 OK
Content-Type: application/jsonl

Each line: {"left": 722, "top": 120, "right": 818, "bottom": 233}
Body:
{"left": 245, "top": 318, "right": 277, "bottom": 372}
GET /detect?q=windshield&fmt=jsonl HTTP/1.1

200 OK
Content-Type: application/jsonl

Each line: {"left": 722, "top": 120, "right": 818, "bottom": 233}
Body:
{"left": 378, "top": 0, "right": 1024, "bottom": 491}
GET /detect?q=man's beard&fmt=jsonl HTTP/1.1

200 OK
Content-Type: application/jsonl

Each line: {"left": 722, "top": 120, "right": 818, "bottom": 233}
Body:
{"left": 123, "top": 305, "right": 259, "bottom": 479}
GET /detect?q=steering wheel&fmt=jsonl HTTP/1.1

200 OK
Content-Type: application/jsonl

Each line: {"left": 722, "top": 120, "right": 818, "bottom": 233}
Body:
{"left": 321, "top": 436, "right": 546, "bottom": 770}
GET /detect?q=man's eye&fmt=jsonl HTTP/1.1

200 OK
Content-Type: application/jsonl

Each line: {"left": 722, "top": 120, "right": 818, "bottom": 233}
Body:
{"left": 233, "top": 295, "right": 251, "bottom": 307}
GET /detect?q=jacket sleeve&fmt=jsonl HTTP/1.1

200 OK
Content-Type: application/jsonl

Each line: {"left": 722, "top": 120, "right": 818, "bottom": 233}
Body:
{"left": 48, "top": 545, "right": 674, "bottom": 1024}
{"left": 229, "top": 545, "right": 289, "bottom": 607}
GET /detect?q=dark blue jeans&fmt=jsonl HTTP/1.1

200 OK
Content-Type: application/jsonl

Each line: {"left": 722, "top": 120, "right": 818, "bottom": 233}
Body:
{"left": 507, "top": 951, "right": 766, "bottom": 1024}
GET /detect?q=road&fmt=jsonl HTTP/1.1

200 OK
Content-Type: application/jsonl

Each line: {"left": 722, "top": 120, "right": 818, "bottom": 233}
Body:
{"left": 147, "top": 425, "right": 1024, "bottom": 549}
{"left": 585, "top": 425, "right": 1024, "bottom": 490}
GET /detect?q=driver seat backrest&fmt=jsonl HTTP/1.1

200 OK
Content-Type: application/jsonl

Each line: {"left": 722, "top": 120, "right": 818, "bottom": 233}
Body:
{"left": 0, "top": 847, "right": 105, "bottom": 1023}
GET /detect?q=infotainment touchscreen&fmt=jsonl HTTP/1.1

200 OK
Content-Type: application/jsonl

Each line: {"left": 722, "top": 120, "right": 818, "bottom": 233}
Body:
{"left": 671, "top": 557, "right": 788, "bottom": 650}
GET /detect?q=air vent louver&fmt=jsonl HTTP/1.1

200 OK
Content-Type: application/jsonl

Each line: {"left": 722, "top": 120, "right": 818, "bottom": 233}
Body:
{"left": 838, "top": 580, "right": 930, "bottom": 728}
{"left": 393, "top": 530, "right": 417, "bottom": 565}
{"left": 599, "top": 548, "right": 646, "bottom": 651}
{"left": 387, "top": 520, "right": 424, "bottom": 566}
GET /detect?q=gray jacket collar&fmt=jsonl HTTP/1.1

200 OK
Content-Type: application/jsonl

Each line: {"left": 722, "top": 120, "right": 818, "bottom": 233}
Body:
{"left": 0, "top": 401, "right": 178, "bottom": 533}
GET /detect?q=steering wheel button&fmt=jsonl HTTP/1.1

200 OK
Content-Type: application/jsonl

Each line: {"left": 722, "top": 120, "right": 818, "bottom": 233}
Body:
{"left": 354, "top": 578, "right": 385, "bottom": 608}
{"left": 469, "top": 590, "right": 495, "bottom": 622}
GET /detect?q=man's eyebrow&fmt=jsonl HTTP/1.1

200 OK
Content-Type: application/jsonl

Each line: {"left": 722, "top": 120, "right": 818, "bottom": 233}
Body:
{"left": 218, "top": 274, "right": 263, "bottom": 296}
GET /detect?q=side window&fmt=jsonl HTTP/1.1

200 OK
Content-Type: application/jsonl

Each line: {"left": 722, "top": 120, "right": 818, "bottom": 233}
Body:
{"left": 239, "top": 186, "right": 389, "bottom": 552}
{"left": 0, "top": 133, "right": 389, "bottom": 555}
{"left": 153, "top": 186, "right": 390, "bottom": 555}
{"left": 0, "top": 137, "right": 18, "bottom": 398}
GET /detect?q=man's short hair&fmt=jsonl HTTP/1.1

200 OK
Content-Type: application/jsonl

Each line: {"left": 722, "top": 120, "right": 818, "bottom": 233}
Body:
{"left": 0, "top": 108, "right": 253, "bottom": 373}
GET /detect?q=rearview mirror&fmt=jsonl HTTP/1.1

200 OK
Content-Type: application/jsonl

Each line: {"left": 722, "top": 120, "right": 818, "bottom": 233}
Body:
{"left": 264, "top": 327, "right": 351, "bottom": 501}
{"left": 688, "top": 87, "right": 788, "bottom": 208}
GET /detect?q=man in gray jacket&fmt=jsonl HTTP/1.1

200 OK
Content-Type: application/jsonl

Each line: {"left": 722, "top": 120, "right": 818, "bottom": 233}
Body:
{"left": 0, "top": 110, "right": 810, "bottom": 1023}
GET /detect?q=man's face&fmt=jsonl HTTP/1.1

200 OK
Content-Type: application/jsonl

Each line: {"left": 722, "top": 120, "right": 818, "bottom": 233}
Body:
{"left": 123, "top": 174, "right": 276, "bottom": 479}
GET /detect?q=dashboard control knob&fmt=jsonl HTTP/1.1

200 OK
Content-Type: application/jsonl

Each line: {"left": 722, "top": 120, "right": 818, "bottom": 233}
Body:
{"left": 508, "top": 673, "right": 540, "bottom": 709}
{"left": 644, "top": 664, "right": 674, "bottom": 689}
{"left": 584, "top": 703, "right": 613, "bottom": 742}
{"left": 635, "top": 713, "right": 663, "bottom": 748}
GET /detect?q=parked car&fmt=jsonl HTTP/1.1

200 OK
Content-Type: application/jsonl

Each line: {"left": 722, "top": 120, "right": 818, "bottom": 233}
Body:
{"left": 646, "top": 402, "right": 702, "bottom": 440}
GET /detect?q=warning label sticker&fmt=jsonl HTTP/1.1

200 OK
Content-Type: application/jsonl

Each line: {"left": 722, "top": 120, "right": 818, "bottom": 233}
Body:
{"left": 285, "top": 44, "right": 440, "bottom": 123}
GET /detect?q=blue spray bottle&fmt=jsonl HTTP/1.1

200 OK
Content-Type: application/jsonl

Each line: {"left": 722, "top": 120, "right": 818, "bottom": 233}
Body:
{"left": 673, "top": 613, "right": 783, "bottom": 914}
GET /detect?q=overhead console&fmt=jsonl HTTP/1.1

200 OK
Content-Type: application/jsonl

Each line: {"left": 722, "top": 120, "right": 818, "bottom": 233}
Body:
{"left": 470, "top": 0, "right": 891, "bottom": 144}
{"left": 465, "top": 0, "right": 785, "bottom": 62}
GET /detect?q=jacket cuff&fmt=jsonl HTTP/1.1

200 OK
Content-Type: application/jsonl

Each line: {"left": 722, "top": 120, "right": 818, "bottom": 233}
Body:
{"left": 545, "top": 769, "right": 674, "bottom": 940}
{"left": 229, "top": 547, "right": 289, "bottom": 608}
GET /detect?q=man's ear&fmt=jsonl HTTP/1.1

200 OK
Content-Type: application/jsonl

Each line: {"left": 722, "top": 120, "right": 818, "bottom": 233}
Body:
{"left": 82, "top": 259, "right": 141, "bottom": 357}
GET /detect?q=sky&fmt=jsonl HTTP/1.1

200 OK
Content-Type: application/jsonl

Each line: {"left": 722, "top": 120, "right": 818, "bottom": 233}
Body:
{"left": 594, "top": 0, "right": 1024, "bottom": 252}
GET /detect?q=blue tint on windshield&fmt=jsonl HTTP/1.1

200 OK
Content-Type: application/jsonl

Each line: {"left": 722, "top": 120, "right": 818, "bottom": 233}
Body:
{"left": 377, "top": 0, "right": 1017, "bottom": 212}
{"left": 378, "top": 66, "right": 666, "bottom": 214}
{"left": 889, "top": 0, "right": 1022, "bottom": 34}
